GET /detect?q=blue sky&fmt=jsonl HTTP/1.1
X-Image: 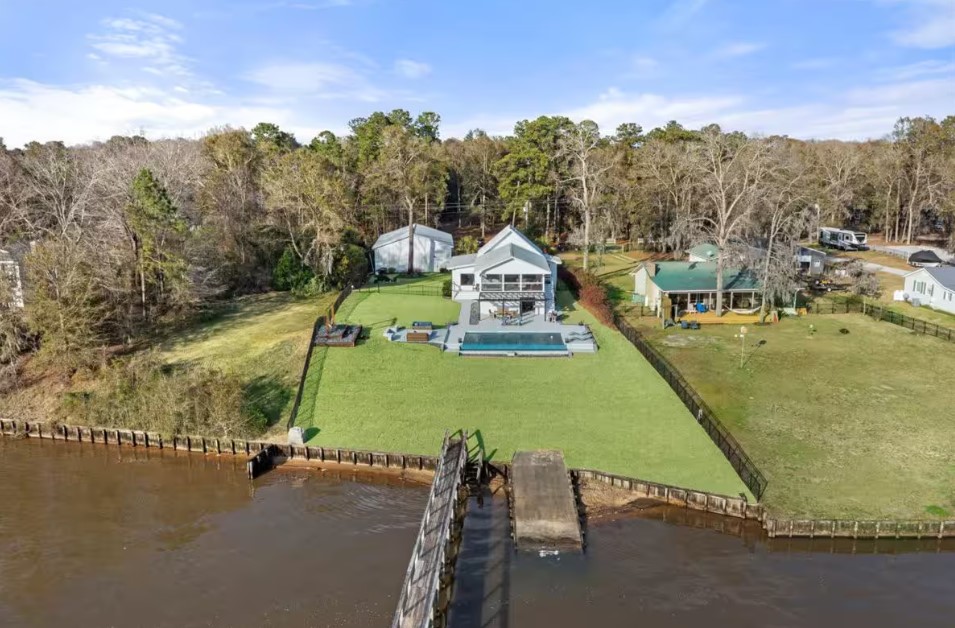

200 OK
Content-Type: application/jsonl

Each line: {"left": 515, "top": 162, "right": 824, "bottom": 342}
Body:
{"left": 0, "top": 0, "right": 952, "bottom": 147}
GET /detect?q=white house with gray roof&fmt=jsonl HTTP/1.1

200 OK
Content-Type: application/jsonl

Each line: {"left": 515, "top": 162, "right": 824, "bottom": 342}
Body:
{"left": 903, "top": 266, "right": 955, "bottom": 315}
{"left": 0, "top": 247, "right": 24, "bottom": 309}
{"left": 447, "top": 225, "right": 560, "bottom": 319}
{"left": 372, "top": 224, "right": 453, "bottom": 273}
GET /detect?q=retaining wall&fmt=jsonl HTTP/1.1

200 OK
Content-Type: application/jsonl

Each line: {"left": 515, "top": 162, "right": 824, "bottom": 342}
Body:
{"left": 4, "top": 419, "right": 953, "bottom": 540}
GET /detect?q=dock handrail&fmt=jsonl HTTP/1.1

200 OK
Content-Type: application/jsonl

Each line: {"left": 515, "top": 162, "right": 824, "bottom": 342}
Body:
{"left": 392, "top": 430, "right": 468, "bottom": 628}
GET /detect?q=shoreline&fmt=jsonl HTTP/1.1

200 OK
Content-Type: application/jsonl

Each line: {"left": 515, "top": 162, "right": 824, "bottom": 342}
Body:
{"left": 2, "top": 418, "right": 953, "bottom": 543}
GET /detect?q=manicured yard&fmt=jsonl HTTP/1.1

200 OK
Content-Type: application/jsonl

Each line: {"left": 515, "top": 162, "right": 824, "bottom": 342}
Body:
{"left": 157, "top": 292, "right": 337, "bottom": 433}
{"left": 360, "top": 272, "right": 447, "bottom": 294}
{"left": 294, "top": 289, "right": 750, "bottom": 498}
{"left": 638, "top": 315, "right": 955, "bottom": 520}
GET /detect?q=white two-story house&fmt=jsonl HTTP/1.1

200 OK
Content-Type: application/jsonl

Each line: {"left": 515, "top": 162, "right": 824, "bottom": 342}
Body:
{"left": 447, "top": 226, "right": 561, "bottom": 319}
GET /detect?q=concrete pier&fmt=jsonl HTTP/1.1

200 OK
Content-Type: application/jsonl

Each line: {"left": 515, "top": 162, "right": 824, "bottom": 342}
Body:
{"left": 511, "top": 450, "right": 583, "bottom": 551}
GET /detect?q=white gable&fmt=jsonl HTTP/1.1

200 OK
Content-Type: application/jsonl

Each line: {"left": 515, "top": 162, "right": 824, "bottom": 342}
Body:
{"left": 478, "top": 225, "right": 542, "bottom": 258}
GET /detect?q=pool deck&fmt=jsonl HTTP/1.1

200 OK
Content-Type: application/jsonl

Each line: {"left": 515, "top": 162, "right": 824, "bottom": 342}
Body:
{"left": 444, "top": 308, "right": 597, "bottom": 354}
{"left": 381, "top": 308, "right": 598, "bottom": 355}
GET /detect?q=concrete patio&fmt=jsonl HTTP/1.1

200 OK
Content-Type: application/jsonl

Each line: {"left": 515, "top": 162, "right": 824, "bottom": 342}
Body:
{"left": 381, "top": 304, "right": 598, "bottom": 355}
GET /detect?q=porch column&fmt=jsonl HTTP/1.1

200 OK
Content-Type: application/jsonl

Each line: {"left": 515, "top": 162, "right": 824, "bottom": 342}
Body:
{"left": 730, "top": 291, "right": 734, "bottom": 310}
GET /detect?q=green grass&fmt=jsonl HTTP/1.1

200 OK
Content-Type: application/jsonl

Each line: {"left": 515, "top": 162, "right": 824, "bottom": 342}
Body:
{"left": 815, "top": 273, "right": 955, "bottom": 329}
{"left": 295, "top": 289, "right": 750, "bottom": 498}
{"left": 639, "top": 316, "right": 955, "bottom": 520}
{"left": 360, "top": 272, "right": 448, "bottom": 294}
{"left": 156, "top": 292, "right": 337, "bottom": 433}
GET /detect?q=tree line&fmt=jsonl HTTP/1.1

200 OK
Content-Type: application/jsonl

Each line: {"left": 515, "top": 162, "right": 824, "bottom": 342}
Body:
{"left": 1, "top": 111, "right": 953, "bottom": 374}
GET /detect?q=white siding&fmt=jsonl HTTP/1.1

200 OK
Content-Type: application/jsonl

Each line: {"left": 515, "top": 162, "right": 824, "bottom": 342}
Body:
{"left": 373, "top": 231, "right": 452, "bottom": 272}
{"left": 0, "top": 260, "right": 23, "bottom": 308}
{"left": 903, "top": 268, "right": 955, "bottom": 315}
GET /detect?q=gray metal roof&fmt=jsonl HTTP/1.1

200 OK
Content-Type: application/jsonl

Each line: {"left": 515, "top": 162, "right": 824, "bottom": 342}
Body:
{"left": 475, "top": 243, "right": 551, "bottom": 274}
{"left": 925, "top": 266, "right": 955, "bottom": 289}
{"left": 0, "top": 249, "right": 11, "bottom": 262}
{"left": 447, "top": 253, "right": 476, "bottom": 269}
{"left": 372, "top": 224, "right": 453, "bottom": 249}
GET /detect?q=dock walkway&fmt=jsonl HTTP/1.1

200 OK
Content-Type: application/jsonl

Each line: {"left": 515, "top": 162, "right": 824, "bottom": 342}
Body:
{"left": 510, "top": 450, "right": 583, "bottom": 551}
{"left": 392, "top": 432, "right": 468, "bottom": 628}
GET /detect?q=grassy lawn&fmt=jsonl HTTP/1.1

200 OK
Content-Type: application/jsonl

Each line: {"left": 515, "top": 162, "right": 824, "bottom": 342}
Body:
{"left": 360, "top": 272, "right": 448, "bottom": 293}
{"left": 157, "top": 292, "right": 337, "bottom": 433}
{"left": 637, "top": 315, "right": 955, "bottom": 520}
{"left": 815, "top": 272, "right": 955, "bottom": 329}
{"left": 294, "top": 289, "right": 750, "bottom": 498}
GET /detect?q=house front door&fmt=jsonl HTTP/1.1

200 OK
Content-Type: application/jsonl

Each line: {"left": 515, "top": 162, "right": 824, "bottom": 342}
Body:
{"left": 520, "top": 299, "right": 536, "bottom": 315}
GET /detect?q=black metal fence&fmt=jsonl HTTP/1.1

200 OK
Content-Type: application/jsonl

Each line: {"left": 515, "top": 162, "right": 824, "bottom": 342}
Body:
{"left": 811, "top": 299, "right": 955, "bottom": 343}
{"left": 614, "top": 316, "right": 769, "bottom": 500}
{"left": 356, "top": 283, "right": 446, "bottom": 297}
{"left": 286, "top": 286, "right": 354, "bottom": 430}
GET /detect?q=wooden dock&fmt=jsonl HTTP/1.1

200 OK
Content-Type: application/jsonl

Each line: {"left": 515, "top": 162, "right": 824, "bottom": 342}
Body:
{"left": 392, "top": 432, "right": 468, "bottom": 628}
{"left": 510, "top": 450, "right": 583, "bottom": 551}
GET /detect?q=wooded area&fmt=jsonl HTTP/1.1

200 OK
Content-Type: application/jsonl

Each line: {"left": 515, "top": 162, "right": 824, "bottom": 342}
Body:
{"left": 1, "top": 111, "right": 953, "bottom": 390}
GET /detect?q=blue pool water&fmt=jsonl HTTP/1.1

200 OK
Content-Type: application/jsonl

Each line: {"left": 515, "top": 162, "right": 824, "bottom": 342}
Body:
{"left": 460, "top": 332, "right": 566, "bottom": 353}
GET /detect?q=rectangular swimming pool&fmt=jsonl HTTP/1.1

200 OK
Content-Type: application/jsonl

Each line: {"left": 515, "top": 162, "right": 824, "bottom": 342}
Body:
{"left": 460, "top": 332, "right": 567, "bottom": 354}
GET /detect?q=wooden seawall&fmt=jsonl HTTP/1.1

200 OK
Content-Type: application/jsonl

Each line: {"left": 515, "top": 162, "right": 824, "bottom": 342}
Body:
{"left": 392, "top": 431, "right": 468, "bottom": 628}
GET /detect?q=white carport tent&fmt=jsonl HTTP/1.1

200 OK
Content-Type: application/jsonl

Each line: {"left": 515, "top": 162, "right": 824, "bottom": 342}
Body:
{"left": 372, "top": 224, "right": 453, "bottom": 273}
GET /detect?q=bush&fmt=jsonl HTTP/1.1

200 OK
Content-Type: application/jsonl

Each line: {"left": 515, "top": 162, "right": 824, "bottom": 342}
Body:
{"left": 331, "top": 243, "right": 369, "bottom": 288}
{"left": 273, "top": 246, "right": 314, "bottom": 292}
{"left": 559, "top": 266, "right": 614, "bottom": 326}
{"left": 442, "top": 279, "right": 452, "bottom": 298}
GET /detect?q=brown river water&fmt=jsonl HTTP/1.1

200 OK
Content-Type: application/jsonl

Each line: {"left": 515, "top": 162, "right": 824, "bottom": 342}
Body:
{"left": 2, "top": 438, "right": 955, "bottom": 628}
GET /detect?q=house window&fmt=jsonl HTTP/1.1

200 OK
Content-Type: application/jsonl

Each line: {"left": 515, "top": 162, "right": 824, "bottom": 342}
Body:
{"left": 504, "top": 274, "right": 520, "bottom": 291}
{"left": 521, "top": 274, "right": 543, "bottom": 291}
{"left": 460, "top": 273, "right": 474, "bottom": 286}
{"left": 483, "top": 274, "right": 502, "bottom": 290}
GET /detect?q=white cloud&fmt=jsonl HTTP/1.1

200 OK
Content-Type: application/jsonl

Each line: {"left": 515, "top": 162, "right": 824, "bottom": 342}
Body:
{"left": 876, "top": 59, "right": 955, "bottom": 81}
{"left": 546, "top": 77, "right": 954, "bottom": 141}
{"left": 243, "top": 61, "right": 390, "bottom": 102}
{"left": 0, "top": 79, "right": 320, "bottom": 148}
{"left": 883, "top": 0, "right": 955, "bottom": 48}
{"left": 562, "top": 88, "right": 743, "bottom": 133}
{"left": 394, "top": 59, "right": 432, "bottom": 79}
{"left": 713, "top": 41, "right": 766, "bottom": 58}
{"left": 88, "top": 13, "right": 192, "bottom": 77}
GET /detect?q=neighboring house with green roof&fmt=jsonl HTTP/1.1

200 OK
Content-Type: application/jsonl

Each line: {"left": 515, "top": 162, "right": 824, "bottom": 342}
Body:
{"left": 687, "top": 243, "right": 719, "bottom": 262}
{"left": 631, "top": 261, "right": 761, "bottom": 319}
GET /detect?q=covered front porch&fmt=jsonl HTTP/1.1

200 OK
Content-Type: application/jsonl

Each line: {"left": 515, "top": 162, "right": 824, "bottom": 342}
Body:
{"left": 662, "top": 290, "right": 762, "bottom": 321}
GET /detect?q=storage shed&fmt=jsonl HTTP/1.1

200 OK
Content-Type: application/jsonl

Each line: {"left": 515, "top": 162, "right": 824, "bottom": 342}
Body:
{"left": 372, "top": 224, "right": 453, "bottom": 273}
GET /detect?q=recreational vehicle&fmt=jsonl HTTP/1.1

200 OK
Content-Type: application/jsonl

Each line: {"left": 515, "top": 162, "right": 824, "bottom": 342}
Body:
{"left": 819, "top": 227, "right": 868, "bottom": 251}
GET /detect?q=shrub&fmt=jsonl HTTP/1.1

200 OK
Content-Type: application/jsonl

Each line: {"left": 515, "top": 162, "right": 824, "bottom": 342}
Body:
{"left": 273, "top": 246, "right": 314, "bottom": 292}
{"left": 559, "top": 266, "right": 614, "bottom": 326}
{"left": 331, "top": 243, "right": 369, "bottom": 288}
{"left": 442, "top": 279, "right": 452, "bottom": 298}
